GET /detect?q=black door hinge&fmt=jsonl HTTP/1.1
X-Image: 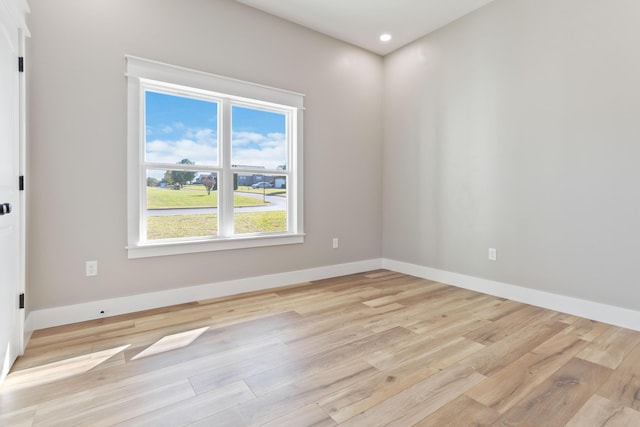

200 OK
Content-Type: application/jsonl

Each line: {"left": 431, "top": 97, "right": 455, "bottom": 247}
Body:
{"left": 18, "top": 57, "right": 24, "bottom": 72}
{"left": 19, "top": 176, "right": 24, "bottom": 191}
{"left": 19, "top": 293, "right": 25, "bottom": 309}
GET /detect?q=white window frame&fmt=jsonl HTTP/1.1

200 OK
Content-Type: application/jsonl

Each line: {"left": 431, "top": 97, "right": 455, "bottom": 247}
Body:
{"left": 126, "top": 56, "right": 304, "bottom": 258}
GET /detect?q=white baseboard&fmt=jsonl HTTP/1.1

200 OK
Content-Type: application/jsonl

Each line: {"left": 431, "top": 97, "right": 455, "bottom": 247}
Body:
{"left": 27, "top": 257, "right": 640, "bottom": 332}
{"left": 383, "top": 258, "right": 640, "bottom": 332}
{"left": 28, "top": 258, "right": 384, "bottom": 330}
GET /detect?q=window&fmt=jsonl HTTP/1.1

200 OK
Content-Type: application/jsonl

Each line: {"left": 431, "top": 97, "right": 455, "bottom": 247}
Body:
{"left": 126, "top": 56, "right": 304, "bottom": 258}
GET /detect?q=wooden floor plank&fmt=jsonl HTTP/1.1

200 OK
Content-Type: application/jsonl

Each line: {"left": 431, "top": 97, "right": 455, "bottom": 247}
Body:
{"left": 563, "top": 317, "right": 612, "bottom": 342}
{"left": 244, "top": 326, "right": 412, "bottom": 395}
{"left": 364, "top": 322, "right": 485, "bottom": 371}
{"left": 115, "top": 380, "right": 255, "bottom": 426}
{"left": 319, "top": 337, "right": 484, "bottom": 424}
{"left": 185, "top": 408, "right": 246, "bottom": 427}
{"left": 465, "top": 332, "right": 589, "bottom": 413}
{"left": 456, "top": 319, "right": 569, "bottom": 377}
{"left": 220, "top": 359, "right": 378, "bottom": 426}
{"left": 576, "top": 325, "right": 640, "bottom": 369}
{"left": 0, "top": 406, "right": 36, "bottom": 427}
{"left": 464, "top": 304, "right": 554, "bottom": 345}
{"left": 0, "top": 331, "right": 282, "bottom": 413}
{"left": 405, "top": 295, "right": 495, "bottom": 335}
{"left": 596, "top": 340, "right": 640, "bottom": 410}
{"left": 566, "top": 394, "right": 640, "bottom": 427}
{"left": 276, "top": 302, "right": 403, "bottom": 345}
{"left": 339, "top": 363, "right": 486, "bottom": 427}
{"left": 10, "top": 342, "right": 95, "bottom": 371}
{"left": 495, "top": 358, "right": 613, "bottom": 426}
{"left": 34, "top": 379, "right": 196, "bottom": 426}
{"left": 293, "top": 286, "right": 396, "bottom": 316}
{"left": 187, "top": 342, "right": 290, "bottom": 395}
{"left": 1, "top": 270, "right": 639, "bottom": 426}
{"left": 362, "top": 279, "right": 443, "bottom": 308}
{"left": 364, "top": 270, "right": 402, "bottom": 279}
{"left": 261, "top": 403, "right": 337, "bottom": 427}
{"left": 413, "top": 394, "right": 499, "bottom": 427}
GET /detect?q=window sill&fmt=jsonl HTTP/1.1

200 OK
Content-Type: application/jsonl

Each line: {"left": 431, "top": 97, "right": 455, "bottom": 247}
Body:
{"left": 127, "top": 233, "right": 305, "bottom": 259}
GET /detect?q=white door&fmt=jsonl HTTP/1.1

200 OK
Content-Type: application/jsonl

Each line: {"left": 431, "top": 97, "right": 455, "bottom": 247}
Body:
{"left": 0, "top": 6, "right": 24, "bottom": 383}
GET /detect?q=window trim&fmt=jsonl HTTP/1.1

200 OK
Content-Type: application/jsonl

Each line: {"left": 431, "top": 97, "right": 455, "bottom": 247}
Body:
{"left": 126, "top": 56, "right": 304, "bottom": 259}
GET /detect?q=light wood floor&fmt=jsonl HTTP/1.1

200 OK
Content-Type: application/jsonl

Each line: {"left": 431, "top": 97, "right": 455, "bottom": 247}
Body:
{"left": 2, "top": 270, "right": 640, "bottom": 426}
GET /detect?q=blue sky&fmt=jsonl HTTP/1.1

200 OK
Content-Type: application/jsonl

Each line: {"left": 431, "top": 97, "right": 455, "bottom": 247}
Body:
{"left": 145, "top": 91, "right": 286, "bottom": 173}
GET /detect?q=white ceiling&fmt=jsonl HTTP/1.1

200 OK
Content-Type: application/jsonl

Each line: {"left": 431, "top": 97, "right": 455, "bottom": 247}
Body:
{"left": 235, "top": 0, "right": 496, "bottom": 56}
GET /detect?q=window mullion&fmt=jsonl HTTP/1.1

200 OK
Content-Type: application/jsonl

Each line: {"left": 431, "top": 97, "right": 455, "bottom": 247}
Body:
{"left": 136, "top": 85, "right": 147, "bottom": 242}
{"left": 140, "top": 165, "right": 148, "bottom": 242}
{"left": 220, "top": 99, "right": 234, "bottom": 237}
{"left": 287, "top": 111, "right": 296, "bottom": 233}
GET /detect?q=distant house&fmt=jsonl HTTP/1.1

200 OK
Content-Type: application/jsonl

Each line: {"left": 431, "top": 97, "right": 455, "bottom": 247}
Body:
{"left": 233, "top": 165, "right": 267, "bottom": 187}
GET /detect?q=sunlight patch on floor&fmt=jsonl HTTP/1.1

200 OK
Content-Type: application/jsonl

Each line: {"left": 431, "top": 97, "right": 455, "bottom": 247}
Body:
{"left": 131, "top": 327, "right": 209, "bottom": 360}
{"left": 1, "top": 345, "right": 130, "bottom": 391}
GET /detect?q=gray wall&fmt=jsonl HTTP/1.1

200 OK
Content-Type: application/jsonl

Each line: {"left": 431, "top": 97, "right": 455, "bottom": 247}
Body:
{"left": 383, "top": 0, "right": 640, "bottom": 310}
{"left": 26, "top": 0, "right": 383, "bottom": 310}
{"left": 27, "top": 0, "right": 640, "bottom": 317}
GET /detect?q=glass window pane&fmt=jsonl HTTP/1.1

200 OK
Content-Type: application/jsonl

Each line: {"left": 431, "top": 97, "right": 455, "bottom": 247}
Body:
{"left": 233, "top": 173, "right": 287, "bottom": 235}
{"left": 231, "top": 105, "right": 286, "bottom": 170}
{"left": 145, "top": 91, "right": 218, "bottom": 166}
{"left": 145, "top": 169, "right": 218, "bottom": 240}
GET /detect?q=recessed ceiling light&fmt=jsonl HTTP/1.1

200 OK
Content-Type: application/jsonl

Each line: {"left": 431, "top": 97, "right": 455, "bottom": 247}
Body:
{"left": 379, "top": 34, "right": 392, "bottom": 42}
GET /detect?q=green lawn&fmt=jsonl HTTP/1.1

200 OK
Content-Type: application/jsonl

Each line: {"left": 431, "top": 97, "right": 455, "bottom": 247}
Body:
{"left": 147, "top": 186, "right": 266, "bottom": 209}
{"left": 147, "top": 214, "right": 218, "bottom": 240}
{"left": 147, "top": 211, "right": 287, "bottom": 240}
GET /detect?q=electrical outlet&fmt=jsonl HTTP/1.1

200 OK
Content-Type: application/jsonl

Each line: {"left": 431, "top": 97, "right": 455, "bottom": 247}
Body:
{"left": 332, "top": 238, "right": 339, "bottom": 249}
{"left": 488, "top": 248, "right": 497, "bottom": 261}
{"left": 86, "top": 260, "right": 98, "bottom": 276}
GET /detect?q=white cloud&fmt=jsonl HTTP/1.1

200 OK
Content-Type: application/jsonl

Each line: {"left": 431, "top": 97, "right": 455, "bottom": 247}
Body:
{"left": 231, "top": 149, "right": 285, "bottom": 170}
{"left": 195, "top": 128, "right": 216, "bottom": 145}
{"left": 146, "top": 128, "right": 285, "bottom": 171}
{"left": 232, "top": 131, "right": 268, "bottom": 146}
{"left": 146, "top": 137, "right": 218, "bottom": 165}
{"left": 231, "top": 131, "right": 286, "bottom": 169}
